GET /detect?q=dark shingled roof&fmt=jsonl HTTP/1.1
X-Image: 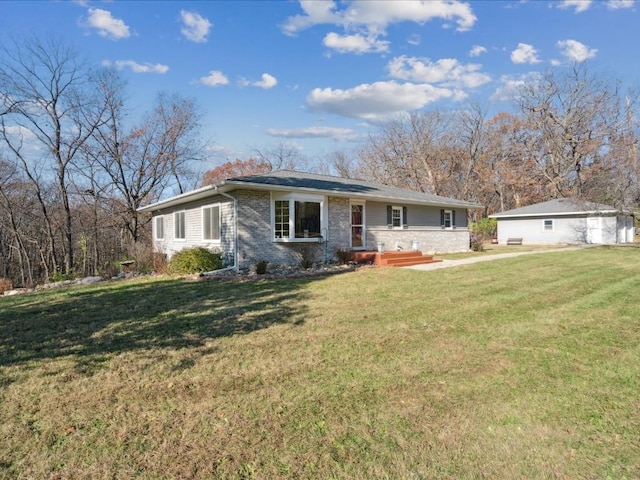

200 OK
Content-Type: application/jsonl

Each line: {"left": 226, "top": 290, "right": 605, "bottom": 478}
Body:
{"left": 223, "top": 170, "right": 482, "bottom": 208}
{"left": 489, "top": 198, "right": 619, "bottom": 218}
{"left": 139, "top": 170, "right": 483, "bottom": 212}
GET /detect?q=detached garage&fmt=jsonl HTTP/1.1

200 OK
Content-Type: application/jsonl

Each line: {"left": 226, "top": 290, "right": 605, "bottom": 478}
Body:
{"left": 489, "top": 198, "right": 635, "bottom": 245}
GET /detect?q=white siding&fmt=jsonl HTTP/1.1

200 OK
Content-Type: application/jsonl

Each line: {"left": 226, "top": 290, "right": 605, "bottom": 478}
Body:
{"left": 497, "top": 214, "right": 627, "bottom": 245}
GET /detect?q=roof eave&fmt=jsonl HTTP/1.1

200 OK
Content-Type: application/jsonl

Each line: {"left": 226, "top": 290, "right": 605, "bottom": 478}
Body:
{"left": 490, "top": 209, "right": 620, "bottom": 219}
{"left": 138, "top": 179, "right": 483, "bottom": 212}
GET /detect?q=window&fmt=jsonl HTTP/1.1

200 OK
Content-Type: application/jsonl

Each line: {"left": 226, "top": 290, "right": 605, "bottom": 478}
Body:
{"left": 274, "top": 200, "right": 290, "bottom": 239}
{"left": 273, "top": 194, "right": 324, "bottom": 241}
{"left": 154, "top": 216, "right": 164, "bottom": 240}
{"left": 202, "top": 204, "right": 220, "bottom": 241}
{"left": 543, "top": 219, "right": 554, "bottom": 231}
{"left": 174, "top": 211, "right": 186, "bottom": 240}
{"left": 387, "top": 205, "right": 407, "bottom": 229}
{"left": 392, "top": 206, "right": 402, "bottom": 227}
{"left": 295, "top": 201, "right": 321, "bottom": 238}
{"left": 441, "top": 209, "right": 455, "bottom": 229}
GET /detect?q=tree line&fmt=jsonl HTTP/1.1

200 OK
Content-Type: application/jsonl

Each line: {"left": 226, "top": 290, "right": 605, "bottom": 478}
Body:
{"left": 1, "top": 37, "right": 638, "bottom": 288}
{"left": 0, "top": 37, "right": 204, "bottom": 287}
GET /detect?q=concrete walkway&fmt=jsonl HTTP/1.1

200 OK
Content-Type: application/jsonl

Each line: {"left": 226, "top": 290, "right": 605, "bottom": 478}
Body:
{"left": 406, "top": 246, "right": 588, "bottom": 271}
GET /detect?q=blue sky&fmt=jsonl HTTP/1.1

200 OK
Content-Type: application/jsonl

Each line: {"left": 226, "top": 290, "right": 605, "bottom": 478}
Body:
{"left": 2, "top": 0, "right": 639, "bottom": 170}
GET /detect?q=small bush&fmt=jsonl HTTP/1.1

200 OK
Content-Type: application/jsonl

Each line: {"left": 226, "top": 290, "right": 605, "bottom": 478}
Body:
{"left": 470, "top": 218, "right": 497, "bottom": 238}
{"left": 255, "top": 260, "right": 269, "bottom": 275}
{"left": 0, "top": 277, "right": 13, "bottom": 294}
{"left": 49, "top": 269, "right": 75, "bottom": 283}
{"left": 291, "top": 244, "right": 319, "bottom": 270}
{"left": 100, "top": 262, "right": 121, "bottom": 279}
{"left": 334, "top": 247, "right": 353, "bottom": 265}
{"left": 153, "top": 252, "right": 168, "bottom": 274}
{"left": 470, "top": 235, "right": 485, "bottom": 252}
{"left": 167, "top": 247, "right": 223, "bottom": 275}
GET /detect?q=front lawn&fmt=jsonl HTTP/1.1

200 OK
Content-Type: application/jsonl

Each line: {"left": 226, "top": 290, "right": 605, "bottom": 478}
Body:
{"left": 1, "top": 246, "right": 639, "bottom": 479}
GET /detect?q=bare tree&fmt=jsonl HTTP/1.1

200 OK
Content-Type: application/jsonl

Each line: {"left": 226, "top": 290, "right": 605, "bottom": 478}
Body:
{"left": 87, "top": 87, "right": 204, "bottom": 244}
{"left": 252, "top": 142, "right": 308, "bottom": 171}
{"left": 0, "top": 36, "right": 109, "bottom": 274}
{"left": 516, "top": 63, "right": 627, "bottom": 199}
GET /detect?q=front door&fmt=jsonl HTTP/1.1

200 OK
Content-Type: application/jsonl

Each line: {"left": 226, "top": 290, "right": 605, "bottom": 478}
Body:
{"left": 351, "top": 203, "right": 365, "bottom": 249}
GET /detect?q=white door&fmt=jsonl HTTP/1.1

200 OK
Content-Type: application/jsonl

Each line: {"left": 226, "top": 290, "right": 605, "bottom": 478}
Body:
{"left": 587, "top": 217, "right": 602, "bottom": 244}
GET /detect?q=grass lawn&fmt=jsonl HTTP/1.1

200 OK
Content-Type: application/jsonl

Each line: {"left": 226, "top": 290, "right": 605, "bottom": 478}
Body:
{"left": 1, "top": 246, "right": 639, "bottom": 479}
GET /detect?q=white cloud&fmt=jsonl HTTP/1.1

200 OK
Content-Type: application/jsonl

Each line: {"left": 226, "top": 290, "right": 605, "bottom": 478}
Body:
{"left": 491, "top": 73, "right": 540, "bottom": 102}
{"left": 265, "top": 126, "right": 355, "bottom": 140}
{"left": 253, "top": 73, "right": 278, "bottom": 89}
{"left": 240, "top": 73, "right": 278, "bottom": 89}
{"left": 306, "top": 81, "right": 457, "bottom": 121}
{"left": 557, "top": 0, "right": 592, "bottom": 13}
{"left": 84, "top": 8, "right": 130, "bottom": 40}
{"left": 180, "top": 10, "right": 212, "bottom": 43}
{"left": 283, "top": 0, "right": 477, "bottom": 36}
{"left": 206, "top": 144, "right": 236, "bottom": 158}
{"left": 323, "top": 31, "right": 390, "bottom": 54}
{"left": 198, "top": 70, "right": 229, "bottom": 87}
{"left": 606, "top": 0, "right": 634, "bottom": 9}
{"left": 557, "top": 39, "right": 597, "bottom": 62}
{"left": 511, "top": 43, "right": 541, "bottom": 64}
{"left": 469, "top": 45, "right": 487, "bottom": 57}
{"left": 387, "top": 56, "right": 491, "bottom": 89}
{"left": 102, "top": 60, "right": 168, "bottom": 74}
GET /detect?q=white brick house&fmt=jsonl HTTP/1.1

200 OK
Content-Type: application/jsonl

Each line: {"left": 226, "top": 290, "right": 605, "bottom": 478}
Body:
{"left": 138, "top": 171, "right": 483, "bottom": 270}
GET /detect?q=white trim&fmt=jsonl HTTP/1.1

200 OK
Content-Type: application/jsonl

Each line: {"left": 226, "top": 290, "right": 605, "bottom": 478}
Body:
{"left": 542, "top": 218, "right": 554, "bottom": 231}
{"left": 350, "top": 201, "right": 366, "bottom": 250}
{"left": 201, "top": 203, "right": 222, "bottom": 243}
{"left": 154, "top": 215, "right": 164, "bottom": 240}
{"left": 391, "top": 205, "right": 404, "bottom": 229}
{"left": 490, "top": 210, "right": 618, "bottom": 219}
{"left": 271, "top": 192, "right": 327, "bottom": 242}
{"left": 443, "top": 209, "right": 453, "bottom": 229}
{"left": 174, "top": 211, "right": 186, "bottom": 241}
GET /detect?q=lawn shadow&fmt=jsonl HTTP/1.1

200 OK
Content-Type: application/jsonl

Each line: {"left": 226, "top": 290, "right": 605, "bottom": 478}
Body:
{"left": 0, "top": 275, "right": 317, "bottom": 372}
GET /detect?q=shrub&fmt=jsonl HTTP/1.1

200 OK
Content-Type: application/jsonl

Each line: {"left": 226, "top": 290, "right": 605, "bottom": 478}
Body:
{"left": 153, "top": 252, "right": 168, "bottom": 274}
{"left": 167, "top": 247, "right": 223, "bottom": 275}
{"left": 334, "top": 247, "right": 353, "bottom": 265}
{"left": 255, "top": 260, "right": 269, "bottom": 275}
{"left": 470, "top": 218, "right": 497, "bottom": 238}
{"left": 291, "top": 244, "right": 319, "bottom": 270}
{"left": 0, "top": 277, "right": 12, "bottom": 294}
{"left": 100, "top": 262, "right": 121, "bottom": 279}
{"left": 470, "top": 235, "right": 484, "bottom": 252}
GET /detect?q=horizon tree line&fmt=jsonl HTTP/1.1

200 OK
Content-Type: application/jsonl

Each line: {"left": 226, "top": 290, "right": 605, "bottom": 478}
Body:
{"left": 1, "top": 37, "right": 638, "bottom": 288}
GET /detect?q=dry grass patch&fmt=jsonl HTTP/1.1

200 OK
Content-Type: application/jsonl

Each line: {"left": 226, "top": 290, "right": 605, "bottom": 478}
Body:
{"left": 1, "top": 246, "right": 639, "bottom": 479}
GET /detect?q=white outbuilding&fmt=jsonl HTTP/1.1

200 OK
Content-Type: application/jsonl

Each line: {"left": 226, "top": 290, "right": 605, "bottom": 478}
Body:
{"left": 489, "top": 198, "right": 635, "bottom": 245}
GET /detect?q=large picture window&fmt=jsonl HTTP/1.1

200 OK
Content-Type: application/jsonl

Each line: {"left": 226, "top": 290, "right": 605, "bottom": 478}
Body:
{"left": 202, "top": 204, "right": 221, "bottom": 241}
{"left": 273, "top": 194, "right": 324, "bottom": 241}
{"left": 174, "top": 211, "right": 186, "bottom": 240}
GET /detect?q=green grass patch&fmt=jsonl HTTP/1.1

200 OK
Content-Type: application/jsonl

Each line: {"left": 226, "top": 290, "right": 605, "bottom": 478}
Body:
{"left": 1, "top": 246, "right": 639, "bottom": 479}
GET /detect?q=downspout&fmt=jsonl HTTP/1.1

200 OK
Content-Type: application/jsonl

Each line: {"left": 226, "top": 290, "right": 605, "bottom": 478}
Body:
{"left": 201, "top": 187, "right": 239, "bottom": 275}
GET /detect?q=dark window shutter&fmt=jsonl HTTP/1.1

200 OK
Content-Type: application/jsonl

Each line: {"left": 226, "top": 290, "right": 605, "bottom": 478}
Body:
{"left": 386, "top": 205, "right": 392, "bottom": 225}
{"left": 452, "top": 210, "right": 456, "bottom": 226}
{"left": 402, "top": 206, "right": 408, "bottom": 226}
{"left": 440, "top": 209, "right": 445, "bottom": 227}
